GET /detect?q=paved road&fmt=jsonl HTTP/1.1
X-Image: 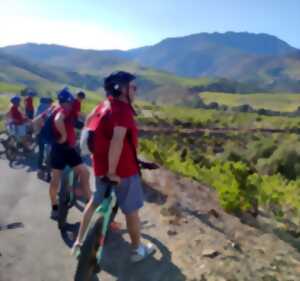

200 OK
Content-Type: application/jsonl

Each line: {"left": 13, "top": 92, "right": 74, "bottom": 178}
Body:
{"left": 0, "top": 158, "right": 186, "bottom": 281}
{"left": 0, "top": 158, "right": 78, "bottom": 281}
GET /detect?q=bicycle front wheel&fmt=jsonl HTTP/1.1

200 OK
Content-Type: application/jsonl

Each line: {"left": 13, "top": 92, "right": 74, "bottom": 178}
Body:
{"left": 0, "top": 132, "right": 8, "bottom": 155}
{"left": 74, "top": 217, "right": 103, "bottom": 281}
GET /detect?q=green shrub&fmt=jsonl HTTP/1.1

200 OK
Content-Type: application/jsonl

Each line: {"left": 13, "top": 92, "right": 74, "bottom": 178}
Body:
{"left": 256, "top": 145, "right": 300, "bottom": 180}
{"left": 139, "top": 127, "right": 300, "bottom": 220}
{"left": 246, "top": 138, "right": 277, "bottom": 164}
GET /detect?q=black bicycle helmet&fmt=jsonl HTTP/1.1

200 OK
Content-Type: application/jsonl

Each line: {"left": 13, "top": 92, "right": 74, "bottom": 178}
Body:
{"left": 77, "top": 91, "right": 86, "bottom": 99}
{"left": 104, "top": 71, "right": 136, "bottom": 97}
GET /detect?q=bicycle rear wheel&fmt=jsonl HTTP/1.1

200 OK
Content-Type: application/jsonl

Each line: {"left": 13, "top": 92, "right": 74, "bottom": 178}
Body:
{"left": 57, "top": 168, "right": 76, "bottom": 229}
{"left": 58, "top": 175, "right": 71, "bottom": 229}
{"left": 74, "top": 217, "right": 103, "bottom": 281}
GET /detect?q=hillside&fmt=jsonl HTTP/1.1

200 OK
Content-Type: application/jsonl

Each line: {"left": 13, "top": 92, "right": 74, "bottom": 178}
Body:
{"left": 0, "top": 50, "right": 105, "bottom": 93}
{"left": 124, "top": 32, "right": 296, "bottom": 76}
{"left": 200, "top": 92, "right": 300, "bottom": 112}
{"left": 3, "top": 32, "right": 300, "bottom": 92}
{"left": 1, "top": 48, "right": 252, "bottom": 105}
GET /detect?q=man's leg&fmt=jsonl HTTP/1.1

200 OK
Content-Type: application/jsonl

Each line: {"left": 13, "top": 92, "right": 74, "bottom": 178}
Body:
{"left": 49, "top": 169, "right": 62, "bottom": 206}
{"left": 72, "top": 176, "right": 106, "bottom": 253}
{"left": 125, "top": 211, "right": 141, "bottom": 248}
{"left": 118, "top": 175, "right": 155, "bottom": 262}
{"left": 73, "top": 198, "right": 96, "bottom": 247}
{"left": 37, "top": 136, "right": 45, "bottom": 169}
{"left": 20, "top": 124, "right": 31, "bottom": 150}
{"left": 73, "top": 164, "right": 91, "bottom": 201}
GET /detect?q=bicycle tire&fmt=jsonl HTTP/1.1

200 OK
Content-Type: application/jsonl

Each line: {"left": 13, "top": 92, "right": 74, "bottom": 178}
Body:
{"left": 58, "top": 168, "right": 76, "bottom": 229}
{"left": 57, "top": 175, "right": 71, "bottom": 230}
{"left": 0, "top": 132, "right": 8, "bottom": 155}
{"left": 4, "top": 135, "right": 18, "bottom": 162}
{"left": 6, "top": 147, "right": 17, "bottom": 162}
{"left": 0, "top": 141, "right": 5, "bottom": 156}
{"left": 74, "top": 217, "right": 103, "bottom": 281}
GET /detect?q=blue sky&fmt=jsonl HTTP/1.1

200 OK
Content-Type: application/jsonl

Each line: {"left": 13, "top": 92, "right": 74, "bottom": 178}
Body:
{"left": 1, "top": 0, "right": 299, "bottom": 50}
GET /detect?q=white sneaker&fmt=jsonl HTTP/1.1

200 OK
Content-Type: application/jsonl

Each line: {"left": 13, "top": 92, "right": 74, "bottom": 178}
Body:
{"left": 71, "top": 241, "right": 82, "bottom": 258}
{"left": 131, "top": 243, "right": 155, "bottom": 263}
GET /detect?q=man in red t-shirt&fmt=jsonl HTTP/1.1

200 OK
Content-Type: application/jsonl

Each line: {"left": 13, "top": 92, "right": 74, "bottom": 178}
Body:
{"left": 49, "top": 88, "right": 91, "bottom": 220}
{"left": 7, "top": 96, "right": 31, "bottom": 148}
{"left": 72, "top": 91, "right": 86, "bottom": 130}
{"left": 24, "top": 92, "right": 35, "bottom": 119}
{"left": 73, "top": 72, "right": 157, "bottom": 262}
{"left": 72, "top": 91, "right": 86, "bottom": 119}
{"left": 8, "top": 96, "right": 27, "bottom": 125}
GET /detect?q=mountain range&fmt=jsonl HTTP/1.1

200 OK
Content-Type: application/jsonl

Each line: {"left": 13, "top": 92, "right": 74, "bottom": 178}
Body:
{"left": 1, "top": 32, "right": 300, "bottom": 103}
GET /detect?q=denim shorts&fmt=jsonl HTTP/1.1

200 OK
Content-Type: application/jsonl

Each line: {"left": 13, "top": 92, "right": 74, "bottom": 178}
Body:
{"left": 13, "top": 124, "right": 27, "bottom": 138}
{"left": 93, "top": 174, "right": 144, "bottom": 215}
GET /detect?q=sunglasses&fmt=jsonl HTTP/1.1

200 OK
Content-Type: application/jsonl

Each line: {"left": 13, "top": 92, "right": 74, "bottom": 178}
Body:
{"left": 130, "top": 84, "right": 137, "bottom": 91}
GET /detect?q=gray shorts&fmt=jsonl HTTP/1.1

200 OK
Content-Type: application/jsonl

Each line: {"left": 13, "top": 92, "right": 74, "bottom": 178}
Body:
{"left": 93, "top": 174, "right": 144, "bottom": 215}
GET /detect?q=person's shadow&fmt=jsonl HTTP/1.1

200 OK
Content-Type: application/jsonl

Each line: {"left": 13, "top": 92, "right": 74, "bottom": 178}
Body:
{"left": 99, "top": 231, "right": 187, "bottom": 281}
{"left": 6, "top": 149, "right": 39, "bottom": 172}
{"left": 61, "top": 223, "right": 186, "bottom": 281}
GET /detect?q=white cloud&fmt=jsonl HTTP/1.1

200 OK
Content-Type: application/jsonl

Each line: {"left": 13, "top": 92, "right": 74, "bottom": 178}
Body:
{"left": 0, "top": 16, "right": 135, "bottom": 50}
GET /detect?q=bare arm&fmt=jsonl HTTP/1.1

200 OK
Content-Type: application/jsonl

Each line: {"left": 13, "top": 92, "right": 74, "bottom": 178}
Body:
{"left": 5, "top": 111, "right": 11, "bottom": 122}
{"left": 32, "top": 114, "right": 45, "bottom": 132}
{"left": 108, "top": 127, "right": 127, "bottom": 177}
{"left": 54, "top": 112, "right": 67, "bottom": 144}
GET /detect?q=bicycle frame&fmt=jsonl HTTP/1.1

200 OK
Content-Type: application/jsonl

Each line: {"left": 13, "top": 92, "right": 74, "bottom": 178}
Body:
{"left": 94, "top": 189, "right": 117, "bottom": 264}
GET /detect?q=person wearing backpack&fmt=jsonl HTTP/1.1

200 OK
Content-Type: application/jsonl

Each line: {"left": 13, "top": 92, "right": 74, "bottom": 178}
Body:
{"left": 72, "top": 91, "right": 86, "bottom": 130}
{"left": 35, "top": 97, "right": 53, "bottom": 117}
{"left": 73, "top": 71, "right": 156, "bottom": 262}
{"left": 73, "top": 91, "right": 86, "bottom": 119}
{"left": 49, "top": 88, "right": 91, "bottom": 220}
{"left": 34, "top": 97, "right": 54, "bottom": 172}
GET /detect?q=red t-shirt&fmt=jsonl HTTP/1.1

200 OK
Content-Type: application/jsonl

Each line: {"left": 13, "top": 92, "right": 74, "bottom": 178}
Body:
{"left": 53, "top": 107, "right": 76, "bottom": 147}
{"left": 72, "top": 99, "right": 81, "bottom": 118}
{"left": 91, "top": 99, "right": 139, "bottom": 178}
{"left": 25, "top": 97, "right": 34, "bottom": 111}
{"left": 9, "top": 105, "right": 26, "bottom": 125}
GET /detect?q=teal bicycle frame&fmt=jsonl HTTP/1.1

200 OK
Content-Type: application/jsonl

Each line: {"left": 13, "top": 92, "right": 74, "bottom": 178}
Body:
{"left": 95, "top": 188, "right": 117, "bottom": 263}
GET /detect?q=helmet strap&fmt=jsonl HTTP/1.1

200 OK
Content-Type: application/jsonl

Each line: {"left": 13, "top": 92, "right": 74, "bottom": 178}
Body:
{"left": 125, "top": 85, "right": 137, "bottom": 116}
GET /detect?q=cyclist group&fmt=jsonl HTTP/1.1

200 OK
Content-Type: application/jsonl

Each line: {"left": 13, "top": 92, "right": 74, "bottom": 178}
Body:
{"left": 5, "top": 71, "right": 156, "bottom": 263}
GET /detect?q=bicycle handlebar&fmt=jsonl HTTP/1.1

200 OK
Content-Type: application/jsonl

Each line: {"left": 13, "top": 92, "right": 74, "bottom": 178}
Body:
{"left": 101, "top": 176, "right": 119, "bottom": 186}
